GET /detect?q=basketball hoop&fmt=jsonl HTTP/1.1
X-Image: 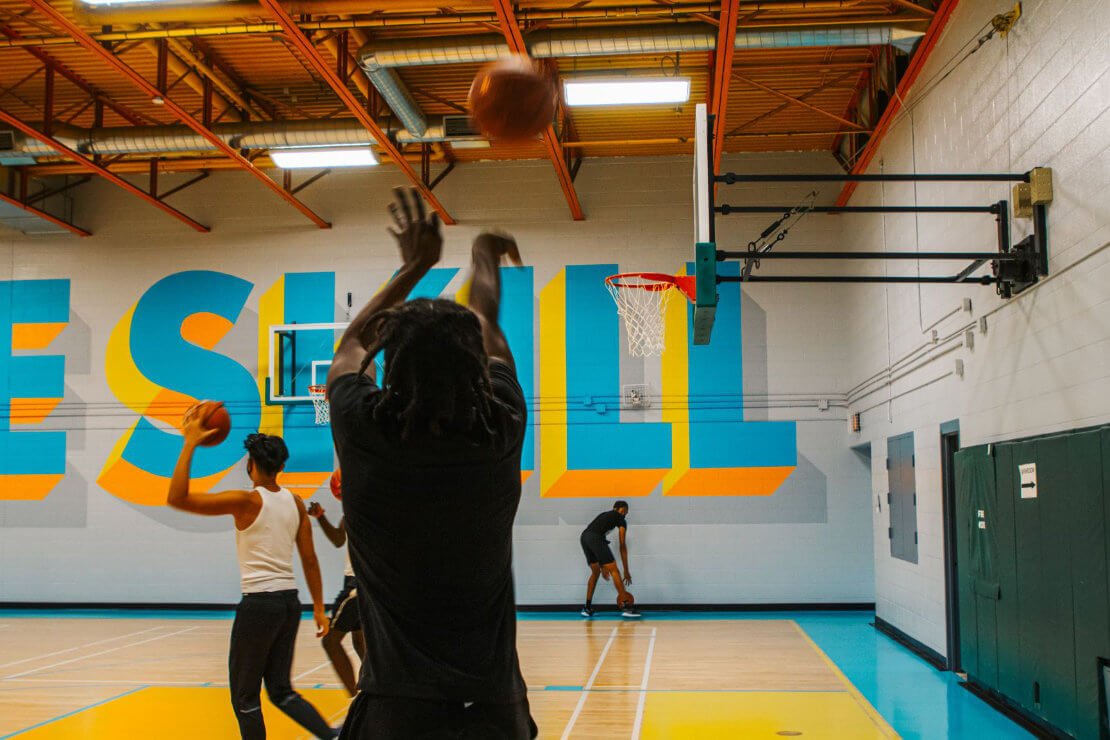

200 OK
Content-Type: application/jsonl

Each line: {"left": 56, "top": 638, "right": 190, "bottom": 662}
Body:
{"left": 605, "top": 273, "right": 696, "bottom": 357}
{"left": 308, "top": 385, "right": 329, "bottom": 425}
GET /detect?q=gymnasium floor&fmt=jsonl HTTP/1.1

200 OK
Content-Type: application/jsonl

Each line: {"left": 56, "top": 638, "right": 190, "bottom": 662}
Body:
{"left": 0, "top": 610, "right": 1027, "bottom": 739}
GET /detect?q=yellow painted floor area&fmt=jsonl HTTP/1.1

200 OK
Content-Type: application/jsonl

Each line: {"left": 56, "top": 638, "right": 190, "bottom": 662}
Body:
{"left": 641, "top": 692, "right": 891, "bottom": 739}
{"left": 10, "top": 687, "right": 350, "bottom": 740}
{"left": 0, "top": 616, "right": 898, "bottom": 739}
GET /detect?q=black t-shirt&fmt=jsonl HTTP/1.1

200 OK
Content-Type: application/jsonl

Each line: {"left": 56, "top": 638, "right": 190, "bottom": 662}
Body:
{"left": 328, "top": 362, "right": 528, "bottom": 703}
{"left": 584, "top": 510, "right": 628, "bottom": 536}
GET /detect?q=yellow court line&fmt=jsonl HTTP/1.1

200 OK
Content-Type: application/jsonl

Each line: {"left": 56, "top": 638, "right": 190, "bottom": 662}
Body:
{"left": 790, "top": 621, "right": 900, "bottom": 739}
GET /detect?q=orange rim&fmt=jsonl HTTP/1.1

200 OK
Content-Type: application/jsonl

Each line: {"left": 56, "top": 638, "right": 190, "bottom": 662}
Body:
{"left": 605, "top": 272, "right": 696, "bottom": 301}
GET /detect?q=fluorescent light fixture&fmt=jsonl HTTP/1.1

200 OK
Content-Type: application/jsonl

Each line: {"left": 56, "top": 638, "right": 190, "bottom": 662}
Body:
{"left": 447, "top": 140, "right": 491, "bottom": 150}
{"left": 564, "top": 77, "right": 691, "bottom": 107}
{"left": 269, "top": 146, "right": 378, "bottom": 169}
{"left": 81, "top": 0, "right": 225, "bottom": 5}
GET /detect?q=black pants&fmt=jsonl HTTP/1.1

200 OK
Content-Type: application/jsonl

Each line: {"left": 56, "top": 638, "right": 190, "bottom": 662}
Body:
{"left": 229, "top": 590, "right": 337, "bottom": 740}
{"left": 338, "top": 692, "right": 537, "bottom": 740}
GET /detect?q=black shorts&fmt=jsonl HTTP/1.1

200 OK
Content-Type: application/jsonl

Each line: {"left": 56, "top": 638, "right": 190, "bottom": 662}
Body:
{"left": 580, "top": 531, "right": 615, "bottom": 566}
{"left": 330, "top": 575, "right": 362, "bottom": 633}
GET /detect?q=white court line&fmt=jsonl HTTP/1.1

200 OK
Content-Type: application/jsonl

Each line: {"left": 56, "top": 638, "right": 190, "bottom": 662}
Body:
{"left": 629, "top": 627, "right": 657, "bottom": 740}
{"left": 2, "top": 677, "right": 204, "bottom": 686}
{"left": 293, "top": 659, "right": 332, "bottom": 682}
{"left": 560, "top": 626, "right": 619, "bottom": 740}
{"left": 2, "top": 626, "right": 198, "bottom": 680}
{"left": 0, "top": 625, "right": 163, "bottom": 671}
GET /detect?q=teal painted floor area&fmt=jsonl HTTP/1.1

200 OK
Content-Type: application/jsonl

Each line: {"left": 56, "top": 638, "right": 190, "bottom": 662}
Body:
{"left": 793, "top": 612, "right": 1033, "bottom": 740}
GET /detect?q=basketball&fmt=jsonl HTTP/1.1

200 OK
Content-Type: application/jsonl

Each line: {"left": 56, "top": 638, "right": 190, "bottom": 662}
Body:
{"left": 330, "top": 469, "right": 342, "bottom": 500}
{"left": 193, "top": 400, "right": 230, "bottom": 447}
{"left": 618, "top": 592, "right": 635, "bottom": 609}
{"left": 468, "top": 55, "right": 556, "bottom": 141}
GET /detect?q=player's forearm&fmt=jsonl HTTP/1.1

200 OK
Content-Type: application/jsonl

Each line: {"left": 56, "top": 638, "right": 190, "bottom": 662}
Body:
{"left": 167, "top": 442, "right": 197, "bottom": 510}
{"left": 316, "top": 514, "right": 346, "bottom": 548}
{"left": 620, "top": 547, "right": 630, "bottom": 575}
{"left": 468, "top": 244, "right": 514, "bottom": 366}
{"left": 468, "top": 244, "right": 503, "bottom": 325}
{"left": 337, "top": 260, "right": 431, "bottom": 356}
{"left": 300, "top": 555, "right": 326, "bottom": 610}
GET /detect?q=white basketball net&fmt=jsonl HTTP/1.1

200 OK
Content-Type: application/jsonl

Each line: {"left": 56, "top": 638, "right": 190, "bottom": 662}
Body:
{"left": 308, "top": 386, "right": 329, "bottom": 425}
{"left": 606, "top": 275, "right": 679, "bottom": 358}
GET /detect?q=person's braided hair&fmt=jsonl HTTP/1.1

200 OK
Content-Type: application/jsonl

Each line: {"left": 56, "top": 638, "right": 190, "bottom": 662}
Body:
{"left": 356, "top": 298, "right": 510, "bottom": 441}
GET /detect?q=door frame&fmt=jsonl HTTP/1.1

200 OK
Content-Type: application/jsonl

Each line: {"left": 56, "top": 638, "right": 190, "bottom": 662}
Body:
{"left": 940, "top": 419, "right": 961, "bottom": 672}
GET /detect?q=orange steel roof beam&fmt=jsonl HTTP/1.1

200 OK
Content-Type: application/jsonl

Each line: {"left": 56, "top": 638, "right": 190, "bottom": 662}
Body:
{"left": 709, "top": 0, "right": 742, "bottom": 172}
{"left": 0, "top": 189, "right": 91, "bottom": 236}
{"left": 257, "top": 0, "right": 455, "bottom": 225}
{"left": 835, "top": 0, "right": 960, "bottom": 205}
{"left": 0, "top": 106, "right": 210, "bottom": 232}
{"left": 490, "top": 0, "right": 584, "bottom": 221}
{"left": 0, "top": 23, "right": 150, "bottom": 127}
{"left": 21, "top": 0, "right": 331, "bottom": 229}
{"left": 732, "top": 72, "right": 866, "bottom": 130}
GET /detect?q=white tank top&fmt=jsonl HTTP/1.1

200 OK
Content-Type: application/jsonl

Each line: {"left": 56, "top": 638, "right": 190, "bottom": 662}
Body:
{"left": 344, "top": 550, "right": 354, "bottom": 578}
{"left": 235, "top": 486, "right": 300, "bottom": 594}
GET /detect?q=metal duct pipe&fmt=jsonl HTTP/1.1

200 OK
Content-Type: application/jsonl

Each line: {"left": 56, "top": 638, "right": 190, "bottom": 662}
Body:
{"left": 8, "top": 119, "right": 460, "bottom": 158}
{"left": 358, "top": 24, "right": 920, "bottom": 69}
{"left": 357, "top": 24, "right": 923, "bottom": 138}
{"left": 364, "top": 67, "right": 428, "bottom": 137}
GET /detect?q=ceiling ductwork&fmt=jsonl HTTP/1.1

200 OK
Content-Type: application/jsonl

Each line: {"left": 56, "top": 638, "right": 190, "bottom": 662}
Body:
{"left": 2, "top": 117, "right": 480, "bottom": 161}
{"left": 357, "top": 25, "right": 924, "bottom": 138}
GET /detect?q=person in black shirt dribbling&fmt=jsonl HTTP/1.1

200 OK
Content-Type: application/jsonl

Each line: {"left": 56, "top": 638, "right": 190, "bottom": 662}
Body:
{"left": 580, "top": 501, "right": 639, "bottom": 618}
{"left": 327, "top": 188, "right": 536, "bottom": 739}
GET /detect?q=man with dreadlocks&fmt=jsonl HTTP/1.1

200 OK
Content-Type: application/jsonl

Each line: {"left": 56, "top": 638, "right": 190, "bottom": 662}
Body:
{"left": 327, "top": 188, "right": 535, "bottom": 739}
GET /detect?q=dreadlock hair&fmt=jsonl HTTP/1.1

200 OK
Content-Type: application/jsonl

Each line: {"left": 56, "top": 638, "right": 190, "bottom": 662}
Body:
{"left": 244, "top": 433, "right": 289, "bottom": 476}
{"left": 356, "top": 298, "right": 508, "bottom": 441}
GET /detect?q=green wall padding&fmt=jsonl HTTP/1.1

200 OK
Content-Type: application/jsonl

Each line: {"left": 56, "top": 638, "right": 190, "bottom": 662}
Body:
{"left": 956, "top": 425, "right": 1110, "bottom": 739}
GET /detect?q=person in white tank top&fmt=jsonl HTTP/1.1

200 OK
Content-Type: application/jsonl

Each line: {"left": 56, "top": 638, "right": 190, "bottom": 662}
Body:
{"left": 307, "top": 498, "right": 364, "bottom": 695}
{"left": 168, "top": 408, "right": 338, "bottom": 740}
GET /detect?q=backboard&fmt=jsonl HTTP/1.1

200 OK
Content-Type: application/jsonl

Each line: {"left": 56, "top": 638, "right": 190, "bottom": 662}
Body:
{"left": 266, "top": 321, "right": 347, "bottom": 404}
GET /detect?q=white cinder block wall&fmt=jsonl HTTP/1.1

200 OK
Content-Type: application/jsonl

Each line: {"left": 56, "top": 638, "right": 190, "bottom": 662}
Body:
{"left": 0, "top": 151, "right": 874, "bottom": 605}
{"left": 843, "top": 0, "right": 1110, "bottom": 653}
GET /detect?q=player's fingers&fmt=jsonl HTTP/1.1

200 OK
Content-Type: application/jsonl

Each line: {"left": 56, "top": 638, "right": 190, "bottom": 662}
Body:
{"left": 429, "top": 211, "right": 440, "bottom": 234}
{"left": 393, "top": 186, "right": 412, "bottom": 224}
{"left": 387, "top": 203, "right": 405, "bottom": 231}
{"left": 386, "top": 227, "right": 401, "bottom": 240}
{"left": 411, "top": 188, "right": 426, "bottom": 222}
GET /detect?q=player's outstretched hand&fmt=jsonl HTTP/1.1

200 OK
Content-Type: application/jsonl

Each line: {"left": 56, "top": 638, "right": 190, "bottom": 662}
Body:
{"left": 473, "top": 231, "right": 523, "bottom": 267}
{"left": 307, "top": 502, "right": 324, "bottom": 519}
{"left": 387, "top": 187, "right": 441, "bottom": 269}
{"left": 623, "top": 573, "right": 633, "bottom": 587}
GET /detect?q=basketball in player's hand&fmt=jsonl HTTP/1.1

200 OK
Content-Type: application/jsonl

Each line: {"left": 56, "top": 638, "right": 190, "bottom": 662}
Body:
{"left": 618, "top": 592, "right": 635, "bottom": 609}
{"left": 468, "top": 55, "right": 556, "bottom": 141}
{"left": 330, "top": 469, "right": 342, "bottom": 500}
{"left": 192, "top": 400, "right": 230, "bottom": 447}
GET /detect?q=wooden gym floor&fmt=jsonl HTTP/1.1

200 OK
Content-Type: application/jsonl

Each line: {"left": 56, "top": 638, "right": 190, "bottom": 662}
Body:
{"left": 0, "top": 611, "right": 1029, "bottom": 739}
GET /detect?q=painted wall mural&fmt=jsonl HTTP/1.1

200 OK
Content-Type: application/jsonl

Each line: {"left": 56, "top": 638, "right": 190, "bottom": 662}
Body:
{"left": 1, "top": 265, "right": 796, "bottom": 504}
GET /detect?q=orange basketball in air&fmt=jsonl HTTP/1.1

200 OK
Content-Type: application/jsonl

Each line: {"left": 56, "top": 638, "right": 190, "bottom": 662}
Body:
{"left": 468, "top": 55, "right": 556, "bottom": 141}
{"left": 330, "top": 469, "right": 342, "bottom": 500}
{"left": 193, "top": 400, "right": 230, "bottom": 447}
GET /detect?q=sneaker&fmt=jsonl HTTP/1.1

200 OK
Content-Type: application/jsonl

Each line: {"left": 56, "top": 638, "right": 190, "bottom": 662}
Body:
{"left": 622, "top": 608, "right": 641, "bottom": 618}
{"left": 580, "top": 605, "right": 595, "bottom": 617}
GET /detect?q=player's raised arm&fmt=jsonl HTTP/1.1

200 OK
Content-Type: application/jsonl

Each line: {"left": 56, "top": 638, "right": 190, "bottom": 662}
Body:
{"left": 167, "top": 404, "right": 255, "bottom": 524}
{"left": 467, "top": 232, "right": 523, "bottom": 371}
{"left": 328, "top": 187, "right": 442, "bottom": 388}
